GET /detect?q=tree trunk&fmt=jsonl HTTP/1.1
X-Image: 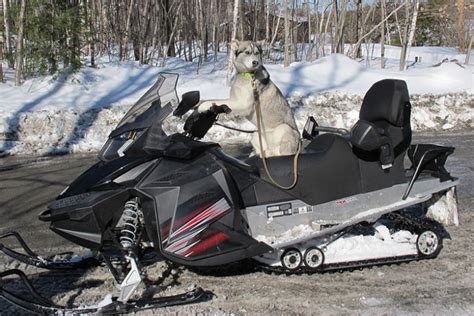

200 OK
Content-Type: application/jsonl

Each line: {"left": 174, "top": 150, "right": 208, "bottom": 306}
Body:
{"left": 284, "top": 0, "right": 290, "bottom": 67}
{"left": 292, "top": 0, "right": 297, "bottom": 62}
{"left": 312, "top": 0, "right": 320, "bottom": 59}
{"left": 465, "top": 36, "right": 473, "bottom": 64}
{"left": 269, "top": 4, "right": 281, "bottom": 50}
{"left": 121, "top": 0, "right": 136, "bottom": 61}
{"left": 318, "top": 0, "right": 327, "bottom": 57}
{"left": 90, "top": 0, "right": 96, "bottom": 67}
{"left": 2, "top": 0, "right": 12, "bottom": 68}
{"left": 162, "top": 1, "right": 182, "bottom": 66}
{"left": 456, "top": 0, "right": 465, "bottom": 53}
{"left": 226, "top": 0, "right": 239, "bottom": 85}
{"left": 265, "top": 0, "right": 270, "bottom": 42}
{"left": 399, "top": 0, "right": 410, "bottom": 71}
{"left": 352, "top": 3, "right": 399, "bottom": 58}
{"left": 335, "top": 0, "right": 347, "bottom": 54}
{"left": 355, "top": 0, "right": 361, "bottom": 58}
{"left": 330, "top": 0, "right": 337, "bottom": 53}
{"left": 0, "top": 39, "right": 3, "bottom": 81}
{"left": 380, "top": 0, "right": 385, "bottom": 68}
{"left": 163, "top": 0, "right": 176, "bottom": 57}
{"left": 306, "top": 0, "right": 312, "bottom": 61}
{"left": 200, "top": 0, "right": 207, "bottom": 61}
{"left": 404, "top": 0, "right": 419, "bottom": 70}
{"left": 15, "top": 0, "right": 26, "bottom": 86}
{"left": 211, "top": 0, "right": 218, "bottom": 62}
{"left": 324, "top": 0, "right": 333, "bottom": 55}
{"left": 239, "top": 0, "right": 244, "bottom": 39}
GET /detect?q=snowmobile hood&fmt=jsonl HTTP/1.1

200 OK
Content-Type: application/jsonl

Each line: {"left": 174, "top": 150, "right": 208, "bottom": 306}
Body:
{"left": 58, "top": 155, "right": 155, "bottom": 199}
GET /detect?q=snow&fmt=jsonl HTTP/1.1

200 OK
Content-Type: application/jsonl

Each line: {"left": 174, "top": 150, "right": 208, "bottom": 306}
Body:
{"left": 255, "top": 224, "right": 315, "bottom": 245}
{"left": 323, "top": 227, "right": 417, "bottom": 264}
{"left": 0, "top": 46, "right": 472, "bottom": 156}
{"left": 96, "top": 293, "right": 113, "bottom": 309}
{"left": 256, "top": 222, "right": 418, "bottom": 265}
{"left": 426, "top": 187, "right": 459, "bottom": 226}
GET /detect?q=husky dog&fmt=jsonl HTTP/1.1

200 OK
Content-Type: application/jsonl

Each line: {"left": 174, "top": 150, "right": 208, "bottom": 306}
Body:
{"left": 198, "top": 40, "right": 300, "bottom": 157}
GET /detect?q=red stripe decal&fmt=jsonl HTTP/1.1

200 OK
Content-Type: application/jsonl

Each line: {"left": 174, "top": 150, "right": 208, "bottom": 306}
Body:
{"left": 184, "top": 232, "right": 229, "bottom": 257}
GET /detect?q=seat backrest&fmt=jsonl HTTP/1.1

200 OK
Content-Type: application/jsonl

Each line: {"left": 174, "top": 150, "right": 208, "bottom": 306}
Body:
{"left": 352, "top": 79, "right": 412, "bottom": 166}
{"left": 360, "top": 79, "right": 411, "bottom": 128}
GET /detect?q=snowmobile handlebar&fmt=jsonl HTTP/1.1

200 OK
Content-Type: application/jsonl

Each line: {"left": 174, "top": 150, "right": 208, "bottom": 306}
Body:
{"left": 183, "top": 104, "right": 231, "bottom": 139}
{"left": 313, "top": 126, "right": 350, "bottom": 137}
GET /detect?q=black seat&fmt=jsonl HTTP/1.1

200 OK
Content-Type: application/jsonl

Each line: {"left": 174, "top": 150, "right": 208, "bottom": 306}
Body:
{"left": 351, "top": 79, "right": 412, "bottom": 167}
{"left": 245, "top": 134, "right": 361, "bottom": 206}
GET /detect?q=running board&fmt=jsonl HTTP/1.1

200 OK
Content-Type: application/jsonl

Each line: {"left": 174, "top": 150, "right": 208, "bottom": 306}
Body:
{"left": 245, "top": 178, "right": 458, "bottom": 250}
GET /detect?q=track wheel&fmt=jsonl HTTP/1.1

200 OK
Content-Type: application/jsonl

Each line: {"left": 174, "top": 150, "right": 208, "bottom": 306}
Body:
{"left": 416, "top": 230, "right": 442, "bottom": 257}
{"left": 281, "top": 249, "right": 302, "bottom": 270}
{"left": 304, "top": 247, "right": 324, "bottom": 269}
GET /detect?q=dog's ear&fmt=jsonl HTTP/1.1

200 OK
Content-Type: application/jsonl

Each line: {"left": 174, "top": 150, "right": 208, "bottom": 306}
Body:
{"left": 231, "top": 40, "right": 240, "bottom": 52}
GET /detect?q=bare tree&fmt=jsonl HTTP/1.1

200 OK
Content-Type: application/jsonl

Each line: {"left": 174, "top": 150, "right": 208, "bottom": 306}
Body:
{"left": 334, "top": 0, "right": 347, "bottom": 54}
{"left": 399, "top": 0, "right": 410, "bottom": 71}
{"left": 87, "top": 0, "right": 96, "bottom": 67}
{"left": 354, "top": 0, "right": 362, "bottom": 58}
{"left": 306, "top": 0, "right": 312, "bottom": 61}
{"left": 226, "top": 0, "right": 240, "bottom": 85}
{"left": 323, "top": 0, "right": 333, "bottom": 55}
{"left": 265, "top": 0, "right": 270, "bottom": 42}
{"left": 15, "top": 0, "right": 26, "bottom": 86}
{"left": 380, "top": 0, "right": 386, "bottom": 68}
{"left": 404, "top": 0, "right": 420, "bottom": 70}
{"left": 121, "top": 0, "right": 136, "bottom": 61}
{"left": 318, "top": 0, "right": 328, "bottom": 57}
{"left": 466, "top": 36, "right": 473, "bottom": 64}
{"left": 284, "top": 0, "right": 290, "bottom": 67}
{"left": 456, "top": 0, "right": 465, "bottom": 53}
{"left": 0, "top": 36, "right": 3, "bottom": 82}
{"left": 329, "top": 0, "right": 336, "bottom": 53}
{"left": 2, "top": 0, "right": 12, "bottom": 68}
{"left": 313, "top": 0, "right": 320, "bottom": 59}
{"left": 269, "top": 3, "right": 282, "bottom": 50}
{"left": 351, "top": 2, "right": 403, "bottom": 58}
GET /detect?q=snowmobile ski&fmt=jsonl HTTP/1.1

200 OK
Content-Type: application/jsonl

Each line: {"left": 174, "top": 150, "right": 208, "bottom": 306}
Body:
{"left": 0, "top": 231, "right": 100, "bottom": 270}
{"left": 0, "top": 269, "right": 211, "bottom": 315}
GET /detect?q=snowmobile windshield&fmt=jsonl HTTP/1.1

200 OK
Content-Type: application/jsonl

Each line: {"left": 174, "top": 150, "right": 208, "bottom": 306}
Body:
{"left": 115, "top": 73, "right": 179, "bottom": 132}
{"left": 98, "top": 73, "right": 179, "bottom": 162}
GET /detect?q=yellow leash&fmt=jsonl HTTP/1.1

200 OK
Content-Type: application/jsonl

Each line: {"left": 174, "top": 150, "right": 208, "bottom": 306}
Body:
{"left": 251, "top": 77, "right": 302, "bottom": 190}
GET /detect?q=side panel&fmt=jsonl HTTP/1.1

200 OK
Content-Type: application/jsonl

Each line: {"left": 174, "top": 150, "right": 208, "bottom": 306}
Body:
{"left": 139, "top": 153, "right": 270, "bottom": 266}
{"left": 49, "top": 190, "right": 130, "bottom": 250}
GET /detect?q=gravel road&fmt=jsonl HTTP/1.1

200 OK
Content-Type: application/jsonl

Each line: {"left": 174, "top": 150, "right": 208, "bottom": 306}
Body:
{"left": 0, "top": 132, "right": 473, "bottom": 315}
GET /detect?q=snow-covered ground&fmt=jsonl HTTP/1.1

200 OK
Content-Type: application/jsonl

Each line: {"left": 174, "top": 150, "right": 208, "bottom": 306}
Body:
{"left": 0, "top": 45, "right": 472, "bottom": 156}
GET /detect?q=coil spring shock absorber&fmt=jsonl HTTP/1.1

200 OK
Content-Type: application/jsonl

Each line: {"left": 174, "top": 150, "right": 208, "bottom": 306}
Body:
{"left": 119, "top": 198, "right": 141, "bottom": 249}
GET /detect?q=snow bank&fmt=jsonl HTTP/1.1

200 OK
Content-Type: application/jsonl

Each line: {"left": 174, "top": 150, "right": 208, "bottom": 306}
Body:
{"left": 0, "top": 51, "right": 472, "bottom": 156}
{"left": 2, "top": 91, "right": 471, "bottom": 156}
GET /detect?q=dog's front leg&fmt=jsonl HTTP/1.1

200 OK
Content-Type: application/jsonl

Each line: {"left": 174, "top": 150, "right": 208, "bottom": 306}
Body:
{"left": 197, "top": 99, "right": 230, "bottom": 113}
{"left": 197, "top": 99, "right": 254, "bottom": 117}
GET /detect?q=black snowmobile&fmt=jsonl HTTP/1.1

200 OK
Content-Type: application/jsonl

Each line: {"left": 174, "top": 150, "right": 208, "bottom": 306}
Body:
{"left": 0, "top": 73, "right": 458, "bottom": 314}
